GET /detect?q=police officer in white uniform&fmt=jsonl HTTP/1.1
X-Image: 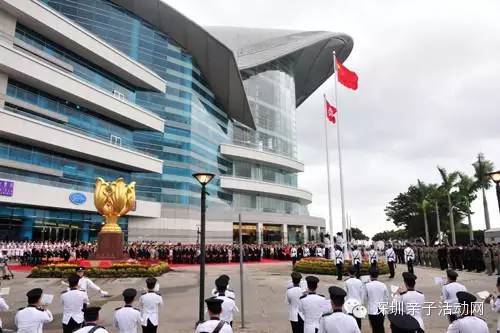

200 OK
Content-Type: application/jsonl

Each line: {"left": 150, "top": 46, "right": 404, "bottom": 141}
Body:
{"left": 393, "top": 272, "right": 425, "bottom": 330}
{"left": 298, "top": 276, "right": 331, "bottom": 333}
{"left": 441, "top": 269, "right": 466, "bottom": 322}
{"left": 404, "top": 243, "right": 415, "bottom": 275}
{"left": 74, "top": 307, "right": 108, "bottom": 333}
{"left": 385, "top": 244, "right": 396, "bottom": 278}
{"left": 0, "top": 284, "right": 9, "bottom": 333}
{"left": 61, "top": 274, "right": 89, "bottom": 333}
{"left": 15, "top": 288, "right": 53, "bottom": 333}
{"left": 75, "top": 267, "right": 108, "bottom": 297}
{"left": 368, "top": 245, "right": 378, "bottom": 271}
{"left": 214, "top": 276, "right": 239, "bottom": 326}
{"left": 319, "top": 286, "right": 360, "bottom": 333}
{"left": 446, "top": 292, "right": 488, "bottom": 333}
{"left": 291, "top": 245, "right": 298, "bottom": 266}
{"left": 139, "top": 277, "right": 163, "bottom": 333}
{"left": 351, "top": 246, "right": 362, "bottom": 279}
{"left": 334, "top": 245, "right": 344, "bottom": 281}
{"left": 286, "top": 272, "right": 305, "bottom": 333}
{"left": 345, "top": 266, "right": 364, "bottom": 329}
{"left": 114, "top": 288, "right": 142, "bottom": 333}
{"left": 387, "top": 313, "right": 423, "bottom": 333}
{"left": 364, "top": 269, "right": 389, "bottom": 333}
{"left": 194, "top": 297, "right": 232, "bottom": 333}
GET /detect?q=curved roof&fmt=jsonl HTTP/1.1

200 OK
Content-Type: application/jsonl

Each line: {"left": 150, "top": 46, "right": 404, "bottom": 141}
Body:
{"left": 206, "top": 27, "right": 354, "bottom": 107}
{"left": 110, "top": 1, "right": 353, "bottom": 127}
{"left": 110, "top": 0, "right": 255, "bottom": 128}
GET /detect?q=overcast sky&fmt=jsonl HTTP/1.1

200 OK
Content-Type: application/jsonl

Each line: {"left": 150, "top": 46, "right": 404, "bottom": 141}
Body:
{"left": 165, "top": 0, "right": 500, "bottom": 237}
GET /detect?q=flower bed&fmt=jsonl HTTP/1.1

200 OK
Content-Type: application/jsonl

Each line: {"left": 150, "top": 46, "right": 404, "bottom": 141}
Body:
{"left": 293, "top": 258, "right": 389, "bottom": 276}
{"left": 28, "top": 260, "right": 169, "bottom": 278}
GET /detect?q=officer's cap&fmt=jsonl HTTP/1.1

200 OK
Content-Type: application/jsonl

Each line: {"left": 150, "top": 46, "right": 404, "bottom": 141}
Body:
{"left": 305, "top": 276, "right": 319, "bottom": 284}
{"left": 76, "top": 266, "right": 85, "bottom": 272}
{"left": 388, "top": 313, "right": 422, "bottom": 332}
{"left": 402, "top": 272, "right": 417, "bottom": 283}
{"left": 328, "top": 286, "right": 347, "bottom": 299}
{"left": 122, "top": 288, "right": 137, "bottom": 298}
{"left": 83, "top": 306, "right": 101, "bottom": 321}
{"left": 348, "top": 266, "right": 356, "bottom": 275}
{"left": 219, "top": 274, "right": 230, "bottom": 284}
{"left": 205, "top": 296, "right": 223, "bottom": 313}
{"left": 26, "top": 288, "right": 43, "bottom": 299}
{"left": 215, "top": 276, "right": 227, "bottom": 289}
{"left": 456, "top": 291, "right": 476, "bottom": 305}
{"left": 446, "top": 269, "right": 458, "bottom": 279}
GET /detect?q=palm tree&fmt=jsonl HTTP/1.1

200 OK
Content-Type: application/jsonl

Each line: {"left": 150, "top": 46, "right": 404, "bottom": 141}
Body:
{"left": 416, "top": 180, "right": 430, "bottom": 245}
{"left": 473, "top": 153, "right": 494, "bottom": 230}
{"left": 428, "top": 183, "right": 443, "bottom": 243}
{"left": 438, "top": 166, "right": 459, "bottom": 245}
{"left": 456, "top": 173, "right": 478, "bottom": 243}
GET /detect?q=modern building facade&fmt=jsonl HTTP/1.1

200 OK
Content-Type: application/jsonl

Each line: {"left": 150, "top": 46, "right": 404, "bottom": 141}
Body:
{"left": 0, "top": 0, "right": 353, "bottom": 244}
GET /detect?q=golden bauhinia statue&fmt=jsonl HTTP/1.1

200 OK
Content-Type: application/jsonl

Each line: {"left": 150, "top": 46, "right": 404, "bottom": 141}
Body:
{"left": 94, "top": 177, "right": 136, "bottom": 233}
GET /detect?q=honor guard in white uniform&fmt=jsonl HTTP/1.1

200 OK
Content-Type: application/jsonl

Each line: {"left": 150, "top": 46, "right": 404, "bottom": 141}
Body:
{"left": 486, "top": 276, "right": 500, "bottom": 333}
{"left": 441, "top": 269, "right": 467, "bottom": 322}
{"left": 298, "top": 276, "right": 331, "bottom": 333}
{"left": 385, "top": 244, "right": 396, "bottom": 278}
{"left": 214, "top": 276, "right": 239, "bottom": 326}
{"left": 76, "top": 267, "right": 108, "bottom": 297}
{"left": 404, "top": 243, "right": 415, "bottom": 275}
{"left": 393, "top": 272, "right": 425, "bottom": 330}
{"left": 364, "top": 270, "right": 389, "bottom": 333}
{"left": 139, "top": 277, "right": 163, "bottom": 333}
{"left": 446, "top": 292, "right": 488, "bottom": 333}
{"left": 368, "top": 245, "right": 378, "bottom": 270}
{"left": 114, "top": 288, "right": 142, "bottom": 333}
{"left": 319, "top": 286, "right": 360, "bottom": 333}
{"left": 15, "top": 288, "right": 53, "bottom": 333}
{"left": 387, "top": 313, "right": 424, "bottom": 333}
{"left": 345, "top": 266, "right": 364, "bottom": 329}
{"left": 304, "top": 247, "right": 310, "bottom": 258}
{"left": 334, "top": 246, "right": 344, "bottom": 281}
{"left": 291, "top": 246, "right": 298, "bottom": 266}
{"left": 211, "top": 274, "right": 235, "bottom": 300}
{"left": 74, "top": 306, "right": 108, "bottom": 333}
{"left": 195, "top": 297, "right": 232, "bottom": 333}
{"left": 316, "top": 246, "right": 324, "bottom": 258}
{"left": 286, "top": 272, "right": 305, "bottom": 333}
{"left": 351, "top": 246, "right": 362, "bottom": 278}
{"left": 0, "top": 287, "right": 9, "bottom": 332}
{"left": 61, "top": 274, "right": 89, "bottom": 333}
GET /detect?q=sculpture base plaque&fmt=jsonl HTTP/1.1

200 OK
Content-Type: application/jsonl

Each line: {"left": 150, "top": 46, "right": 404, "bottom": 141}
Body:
{"left": 93, "top": 232, "right": 126, "bottom": 260}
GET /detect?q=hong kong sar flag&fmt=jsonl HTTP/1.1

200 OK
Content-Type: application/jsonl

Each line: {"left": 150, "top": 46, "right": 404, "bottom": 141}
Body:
{"left": 336, "top": 59, "right": 358, "bottom": 90}
{"left": 324, "top": 96, "right": 337, "bottom": 124}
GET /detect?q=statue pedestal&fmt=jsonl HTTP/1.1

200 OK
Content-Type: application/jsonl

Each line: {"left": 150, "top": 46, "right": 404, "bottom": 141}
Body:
{"left": 93, "top": 232, "right": 126, "bottom": 260}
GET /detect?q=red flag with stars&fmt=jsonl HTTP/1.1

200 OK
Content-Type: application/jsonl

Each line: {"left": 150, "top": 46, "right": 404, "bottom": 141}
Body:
{"left": 336, "top": 59, "right": 358, "bottom": 90}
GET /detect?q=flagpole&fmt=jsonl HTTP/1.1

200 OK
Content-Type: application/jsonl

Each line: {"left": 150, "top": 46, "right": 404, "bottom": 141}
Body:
{"left": 323, "top": 94, "right": 334, "bottom": 255}
{"left": 333, "top": 51, "right": 347, "bottom": 250}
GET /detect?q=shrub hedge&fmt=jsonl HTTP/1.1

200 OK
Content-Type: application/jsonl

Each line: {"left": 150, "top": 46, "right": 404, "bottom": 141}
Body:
{"left": 28, "top": 262, "right": 170, "bottom": 278}
{"left": 293, "top": 258, "right": 389, "bottom": 276}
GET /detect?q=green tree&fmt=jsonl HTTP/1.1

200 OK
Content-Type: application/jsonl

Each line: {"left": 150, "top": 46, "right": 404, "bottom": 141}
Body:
{"left": 456, "top": 173, "right": 478, "bottom": 243}
{"left": 438, "top": 166, "right": 459, "bottom": 245}
{"left": 350, "top": 227, "right": 369, "bottom": 241}
{"left": 416, "top": 180, "right": 431, "bottom": 245}
{"left": 473, "top": 153, "right": 494, "bottom": 230}
{"left": 372, "top": 229, "right": 407, "bottom": 242}
{"left": 427, "top": 183, "right": 444, "bottom": 241}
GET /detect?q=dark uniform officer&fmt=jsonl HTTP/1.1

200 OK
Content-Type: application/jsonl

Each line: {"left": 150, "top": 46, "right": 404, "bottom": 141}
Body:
{"left": 319, "top": 286, "right": 360, "bottom": 333}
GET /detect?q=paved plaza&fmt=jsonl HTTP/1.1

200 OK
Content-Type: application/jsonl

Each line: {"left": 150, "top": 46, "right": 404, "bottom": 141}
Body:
{"left": 0, "top": 262, "right": 498, "bottom": 332}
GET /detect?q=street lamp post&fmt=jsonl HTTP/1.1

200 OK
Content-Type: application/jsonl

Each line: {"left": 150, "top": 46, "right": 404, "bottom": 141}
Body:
{"left": 193, "top": 172, "right": 215, "bottom": 323}
{"left": 488, "top": 171, "right": 500, "bottom": 216}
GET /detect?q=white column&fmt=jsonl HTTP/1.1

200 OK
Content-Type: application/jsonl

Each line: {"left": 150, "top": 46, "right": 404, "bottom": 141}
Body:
{"left": 303, "top": 225, "right": 308, "bottom": 243}
{"left": 283, "top": 223, "right": 288, "bottom": 244}
{"left": 257, "top": 222, "right": 263, "bottom": 245}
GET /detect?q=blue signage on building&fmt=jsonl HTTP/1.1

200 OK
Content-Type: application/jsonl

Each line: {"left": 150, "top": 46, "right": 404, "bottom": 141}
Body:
{"left": 69, "top": 192, "right": 87, "bottom": 205}
{"left": 0, "top": 180, "right": 14, "bottom": 197}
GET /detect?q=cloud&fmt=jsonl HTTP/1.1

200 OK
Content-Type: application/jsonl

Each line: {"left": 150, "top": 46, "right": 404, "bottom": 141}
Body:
{"left": 164, "top": 0, "right": 500, "bottom": 236}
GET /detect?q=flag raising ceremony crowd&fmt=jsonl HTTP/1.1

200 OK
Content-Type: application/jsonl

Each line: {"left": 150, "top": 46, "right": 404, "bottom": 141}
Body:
{"left": 1, "top": 241, "right": 500, "bottom": 332}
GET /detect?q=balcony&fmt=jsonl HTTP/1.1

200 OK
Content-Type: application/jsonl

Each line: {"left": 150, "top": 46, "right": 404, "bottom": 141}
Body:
{"left": 219, "top": 176, "right": 312, "bottom": 203}
{"left": 0, "top": 0, "right": 166, "bottom": 93}
{"left": 0, "top": 42, "right": 165, "bottom": 132}
{"left": 0, "top": 108, "right": 163, "bottom": 173}
{"left": 221, "top": 143, "right": 304, "bottom": 172}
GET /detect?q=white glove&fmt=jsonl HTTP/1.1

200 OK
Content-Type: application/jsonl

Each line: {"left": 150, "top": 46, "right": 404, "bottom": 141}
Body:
{"left": 100, "top": 290, "right": 109, "bottom": 297}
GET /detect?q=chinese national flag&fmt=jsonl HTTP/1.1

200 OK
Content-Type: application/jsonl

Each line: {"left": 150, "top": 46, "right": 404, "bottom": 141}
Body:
{"left": 336, "top": 59, "right": 358, "bottom": 90}
{"left": 324, "top": 96, "right": 337, "bottom": 124}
